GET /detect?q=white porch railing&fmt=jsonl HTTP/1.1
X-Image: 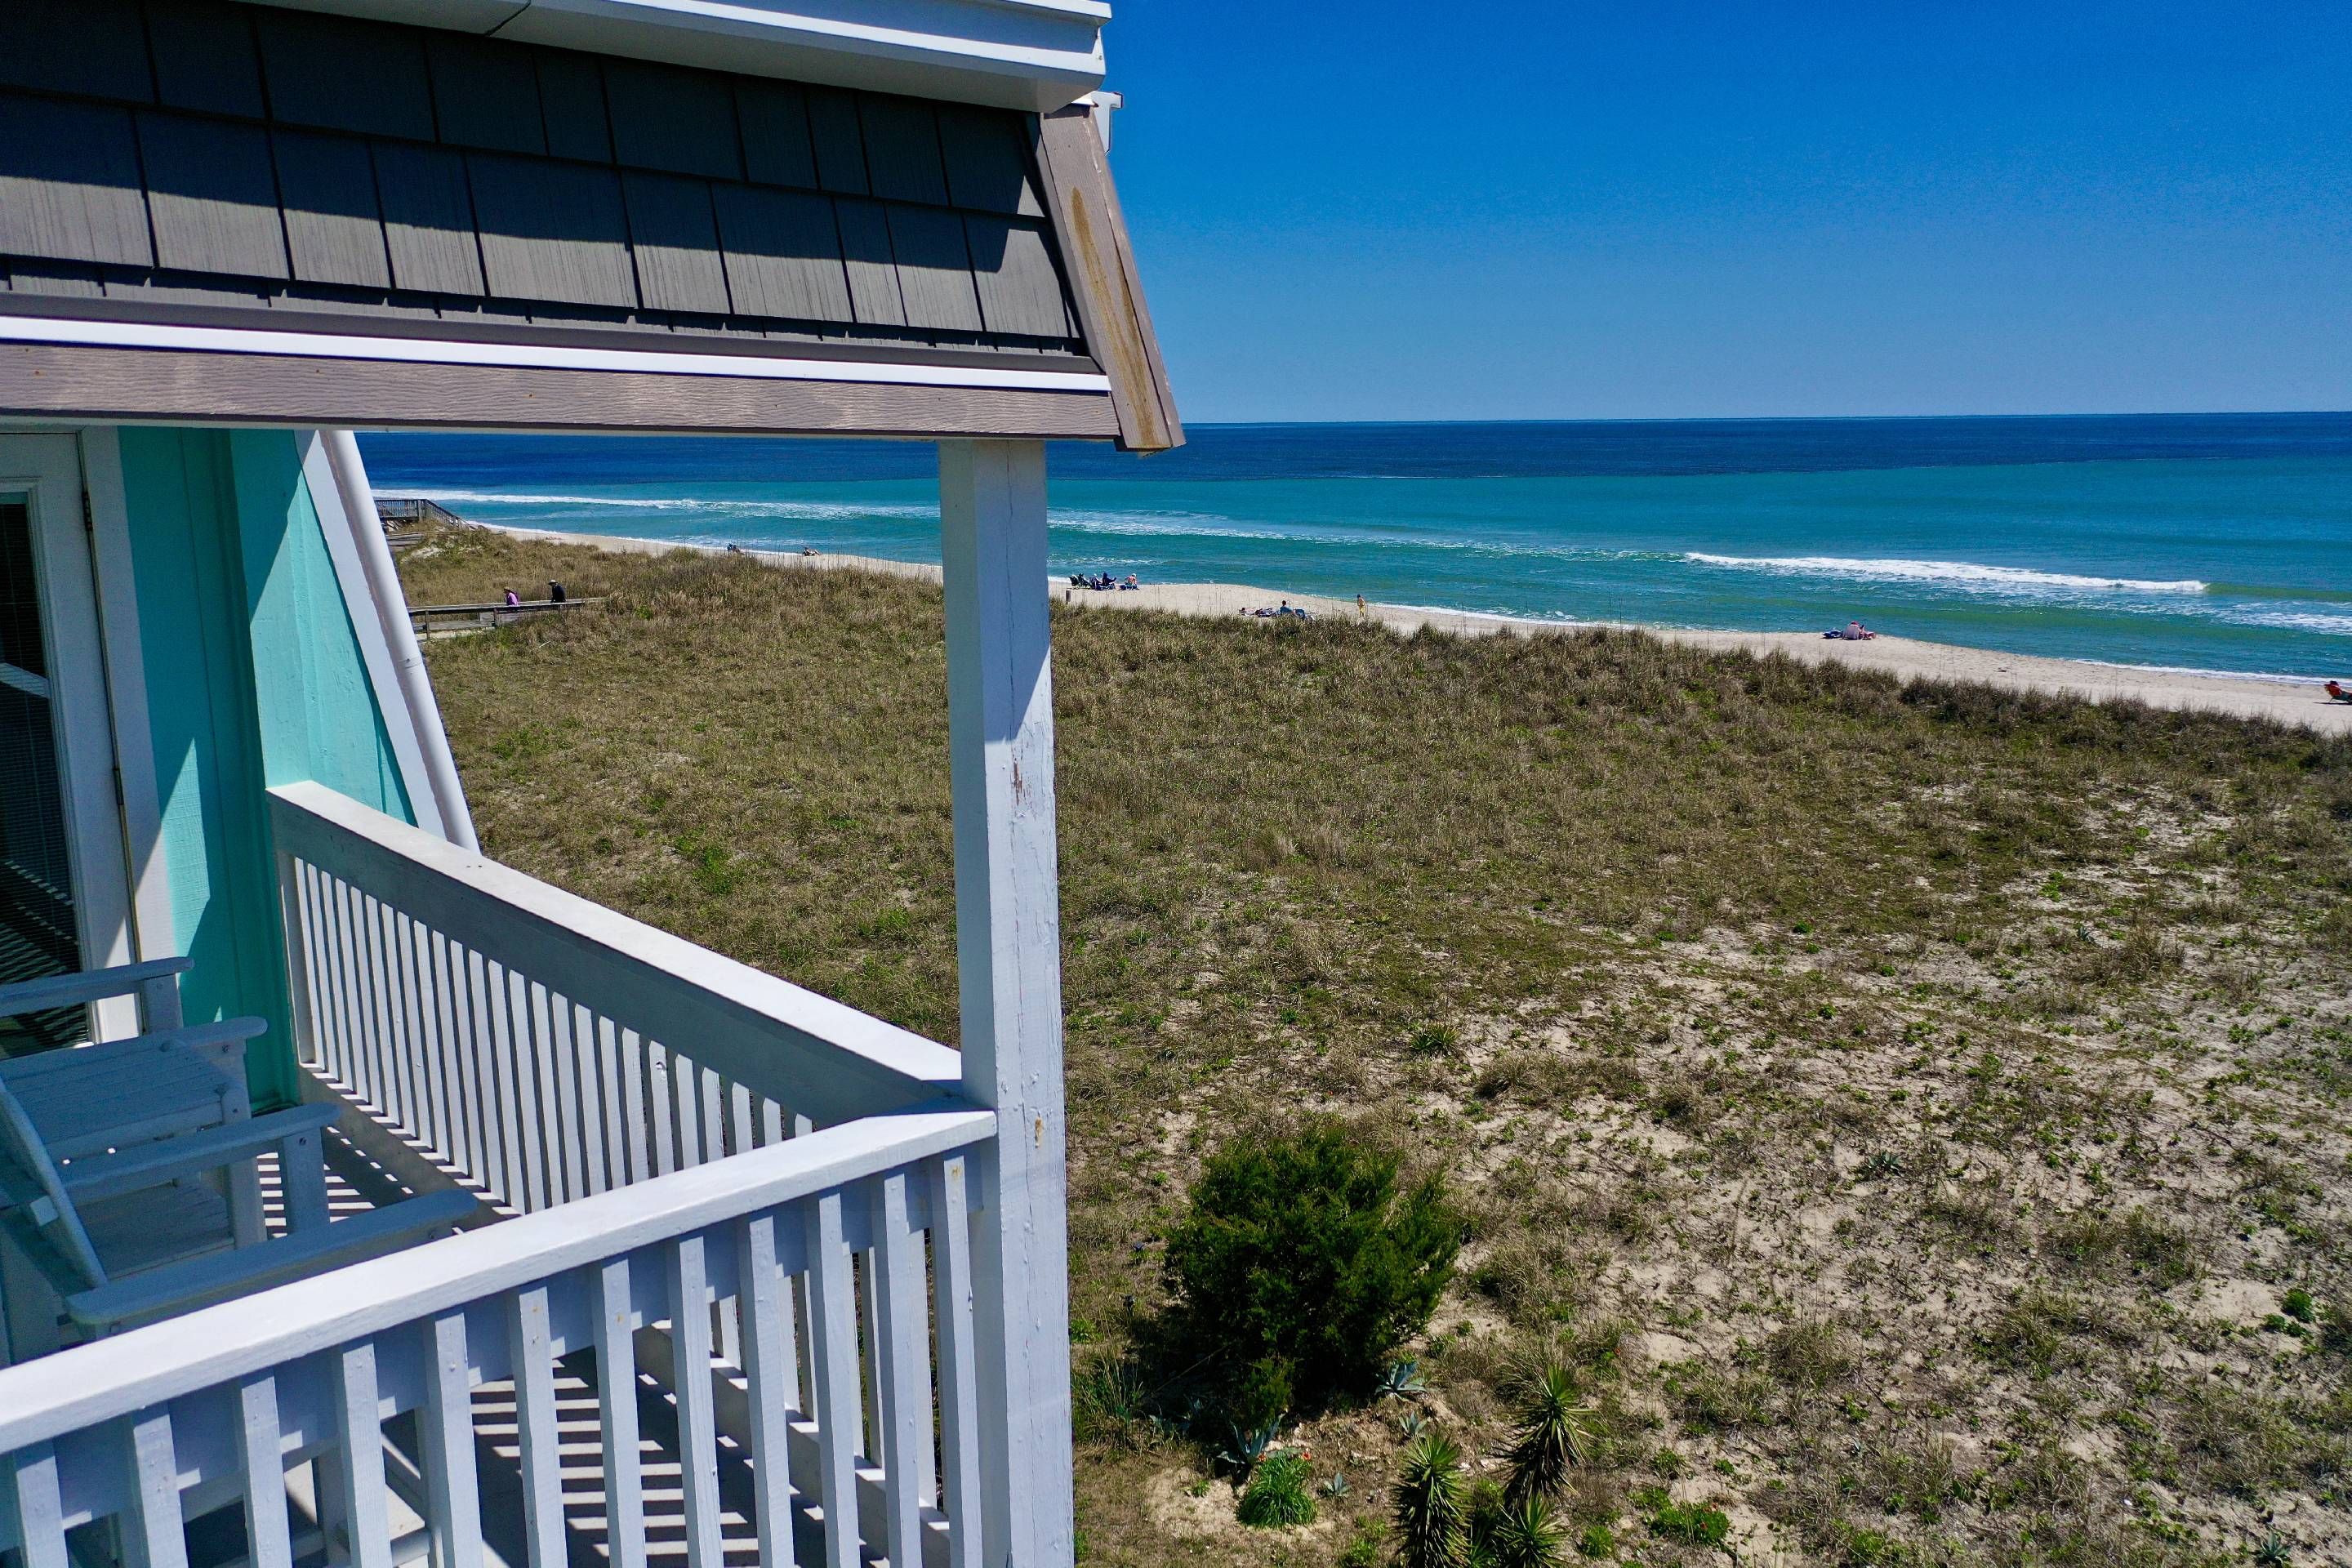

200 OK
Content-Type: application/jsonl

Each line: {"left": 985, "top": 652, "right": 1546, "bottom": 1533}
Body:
{"left": 269, "top": 782, "right": 964, "bottom": 1214}
{"left": 0, "top": 1104, "right": 993, "bottom": 1568}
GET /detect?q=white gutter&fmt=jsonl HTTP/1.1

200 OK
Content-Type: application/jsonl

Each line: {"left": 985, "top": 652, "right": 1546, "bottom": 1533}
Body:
{"left": 252, "top": 0, "right": 1110, "bottom": 110}
{"left": 319, "top": 430, "right": 482, "bottom": 853}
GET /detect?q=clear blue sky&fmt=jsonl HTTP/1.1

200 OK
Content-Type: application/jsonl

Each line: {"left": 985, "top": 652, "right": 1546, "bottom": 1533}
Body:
{"left": 1100, "top": 1, "right": 2352, "bottom": 422}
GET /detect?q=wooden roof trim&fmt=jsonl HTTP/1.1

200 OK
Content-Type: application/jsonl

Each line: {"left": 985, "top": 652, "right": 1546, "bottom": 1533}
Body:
{"left": 0, "top": 314, "right": 1110, "bottom": 394}
{"left": 1031, "top": 105, "right": 1183, "bottom": 452}
{"left": 0, "top": 343, "right": 1122, "bottom": 439}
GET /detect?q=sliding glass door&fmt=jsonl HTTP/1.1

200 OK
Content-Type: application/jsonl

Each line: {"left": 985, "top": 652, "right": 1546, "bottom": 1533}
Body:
{"left": 0, "top": 436, "right": 133, "bottom": 1054}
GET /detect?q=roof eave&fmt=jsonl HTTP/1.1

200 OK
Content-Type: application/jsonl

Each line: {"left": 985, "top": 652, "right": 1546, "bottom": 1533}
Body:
{"left": 247, "top": 0, "right": 1110, "bottom": 110}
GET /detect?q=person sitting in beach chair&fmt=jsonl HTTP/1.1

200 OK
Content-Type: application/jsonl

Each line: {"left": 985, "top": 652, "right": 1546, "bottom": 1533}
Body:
{"left": 1121, "top": 574, "right": 1140, "bottom": 590}
{"left": 2328, "top": 680, "right": 2351, "bottom": 703}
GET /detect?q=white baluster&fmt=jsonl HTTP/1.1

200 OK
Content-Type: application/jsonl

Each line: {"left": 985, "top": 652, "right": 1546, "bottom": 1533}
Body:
{"left": 925, "top": 1157, "right": 983, "bottom": 1568}
{"left": 7, "top": 1441, "right": 69, "bottom": 1568}
{"left": 331, "top": 1343, "right": 393, "bottom": 1568}
{"left": 590, "top": 1259, "right": 647, "bottom": 1568}
{"left": 237, "top": 1374, "right": 295, "bottom": 1568}
{"left": 804, "top": 1190, "right": 864, "bottom": 1568}
{"left": 666, "top": 1237, "right": 724, "bottom": 1568}
{"left": 871, "top": 1172, "right": 935, "bottom": 1567}
{"left": 736, "top": 1209, "right": 801, "bottom": 1566}
{"left": 419, "top": 1312, "right": 484, "bottom": 1568}
{"left": 506, "top": 1286, "right": 567, "bottom": 1568}
{"left": 122, "top": 1406, "right": 187, "bottom": 1568}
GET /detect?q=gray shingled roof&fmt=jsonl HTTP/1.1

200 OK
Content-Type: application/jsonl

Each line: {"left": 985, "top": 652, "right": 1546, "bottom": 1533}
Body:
{"left": 0, "top": 0, "right": 1092, "bottom": 368}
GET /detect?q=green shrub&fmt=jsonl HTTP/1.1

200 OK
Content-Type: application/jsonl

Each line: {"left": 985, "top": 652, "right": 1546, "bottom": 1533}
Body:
{"left": 1236, "top": 1454, "right": 1317, "bottom": 1528}
{"left": 2283, "top": 1287, "right": 2315, "bottom": 1323}
{"left": 1339, "top": 1522, "right": 1387, "bottom": 1568}
{"left": 1634, "top": 1488, "right": 1730, "bottom": 1547}
{"left": 1164, "top": 1121, "right": 1459, "bottom": 1411}
{"left": 1575, "top": 1523, "right": 1615, "bottom": 1559}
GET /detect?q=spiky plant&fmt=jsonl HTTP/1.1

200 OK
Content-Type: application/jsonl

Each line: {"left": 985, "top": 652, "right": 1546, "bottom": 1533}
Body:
{"left": 1218, "top": 1415, "right": 1282, "bottom": 1475}
{"left": 1379, "top": 1357, "right": 1430, "bottom": 1401}
{"left": 1483, "top": 1494, "right": 1567, "bottom": 1568}
{"left": 1391, "top": 1430, "right": 1469, "bottom": 1568}
{"left": 1501, "top": 1366, "right": 1595, "bottom": 1506}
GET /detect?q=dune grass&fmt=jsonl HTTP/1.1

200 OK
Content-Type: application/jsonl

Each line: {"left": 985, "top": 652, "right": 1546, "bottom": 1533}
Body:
{"left": 406, "top": 528, "right": 2352, "bottom": 1567}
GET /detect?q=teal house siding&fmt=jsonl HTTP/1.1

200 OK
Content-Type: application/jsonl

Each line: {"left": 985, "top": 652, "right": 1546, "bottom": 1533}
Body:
{"left": 121, "top": 428, "right": 415, "bottom": 1109}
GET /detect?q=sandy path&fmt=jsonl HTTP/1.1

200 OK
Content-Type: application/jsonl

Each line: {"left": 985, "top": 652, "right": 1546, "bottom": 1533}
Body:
{"left": 474, "top": 524, "right": 2352, "bottom": 734}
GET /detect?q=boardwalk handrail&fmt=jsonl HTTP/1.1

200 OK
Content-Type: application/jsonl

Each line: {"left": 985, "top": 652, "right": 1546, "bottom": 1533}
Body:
{"left": 408, "top": 599, "right": 596, "bottom": 617}
{"left": 271, "top": 781, "right": 960, "bottom": 1134}
{"left": 0, "top": 1103, "right": 995, "bottom": 1568}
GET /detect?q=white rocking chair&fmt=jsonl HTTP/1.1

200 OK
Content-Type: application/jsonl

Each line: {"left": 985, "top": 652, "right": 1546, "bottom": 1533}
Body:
{"left": 0, "top": 962, "right": 479, "bottom": 1359}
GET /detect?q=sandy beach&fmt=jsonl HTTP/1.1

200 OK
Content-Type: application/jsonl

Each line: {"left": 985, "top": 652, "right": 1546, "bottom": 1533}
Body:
{"left": 471, "top": 523, "right": 2352, "bottom": 733}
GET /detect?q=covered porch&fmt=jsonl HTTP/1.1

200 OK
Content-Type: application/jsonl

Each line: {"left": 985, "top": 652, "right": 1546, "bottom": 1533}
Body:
{"left": 1, "top": 430, "right": 1075, "bottom": 1568}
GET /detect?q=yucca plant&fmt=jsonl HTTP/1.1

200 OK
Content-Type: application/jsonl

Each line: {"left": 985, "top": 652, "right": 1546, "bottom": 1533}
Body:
{"left": 1501, "top": 1366, "right": 1595, "bottom": 1506}
{"left": 1482, "top": 1494, "right": 1567, "bottom": 1568}
{"left": 1391, "top": 1430, "right": 1469, "bottom": 1568}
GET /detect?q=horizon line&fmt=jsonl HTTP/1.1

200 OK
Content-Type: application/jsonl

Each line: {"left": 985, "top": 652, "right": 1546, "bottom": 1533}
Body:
{"left": 1172, "top": 408, "right": 2352, "bottom": 431}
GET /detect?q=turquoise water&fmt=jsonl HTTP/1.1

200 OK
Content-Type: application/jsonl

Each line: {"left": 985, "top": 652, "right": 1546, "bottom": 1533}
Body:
{"left": 363, "top": 416, "right": 2352, "bottom": 679}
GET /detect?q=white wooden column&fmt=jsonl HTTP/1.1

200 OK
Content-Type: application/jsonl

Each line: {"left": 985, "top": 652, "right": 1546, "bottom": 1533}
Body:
{"left": 938, "top": 439, "right": 1072, "bottom": 1568}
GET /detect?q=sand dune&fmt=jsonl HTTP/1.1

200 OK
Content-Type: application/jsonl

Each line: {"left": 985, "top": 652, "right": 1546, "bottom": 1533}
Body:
{"left": 473, "top": 523, "right": 2352, "bottom": 733}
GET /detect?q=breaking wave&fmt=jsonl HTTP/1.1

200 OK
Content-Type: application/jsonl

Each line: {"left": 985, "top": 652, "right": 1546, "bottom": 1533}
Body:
{"left": 1684, "top": 554, "right": 2209, "bottom": 595}
{"left": 400, "top": 488, "right": 934, "bottom": 522}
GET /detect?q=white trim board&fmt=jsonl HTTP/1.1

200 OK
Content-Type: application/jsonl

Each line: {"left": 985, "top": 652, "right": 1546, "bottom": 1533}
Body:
{"left": 0, "top": 434, "right": 142, "bottom": 1040}
{"left": 299, "top": 434, "right": 450, "bottom": 843}
{"left": 78, "top": 430, "right": 175, "bottom": 974}
{"left": 0, "top": 318, "right": 1114, "bottom": 394}
{"left": 251, "top": 0, "right": 1113, "bottom": 110}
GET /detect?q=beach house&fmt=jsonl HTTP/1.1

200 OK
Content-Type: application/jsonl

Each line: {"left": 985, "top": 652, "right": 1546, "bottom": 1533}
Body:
{"left": 0, "top": 1, "right": 1177, "bottom": 1564}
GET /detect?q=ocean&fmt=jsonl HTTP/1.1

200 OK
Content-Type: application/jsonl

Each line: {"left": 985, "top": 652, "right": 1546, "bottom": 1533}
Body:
{"left": 360, "top": 413, "right": 2352, "bottom": 681}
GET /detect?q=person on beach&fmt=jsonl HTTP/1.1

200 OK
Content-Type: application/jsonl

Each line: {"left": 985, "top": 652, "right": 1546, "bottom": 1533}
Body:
{"left": 1122, "top": 574, "right": 1140, "bottom": 590}
{"left": 2328, "top": 679, "right": 2351, "bottom": 703}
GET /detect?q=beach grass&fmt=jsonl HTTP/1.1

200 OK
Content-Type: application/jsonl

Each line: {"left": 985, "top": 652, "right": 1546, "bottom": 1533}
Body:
{"left": 406, "top": 527, "right": 2352, "bottom": 1567}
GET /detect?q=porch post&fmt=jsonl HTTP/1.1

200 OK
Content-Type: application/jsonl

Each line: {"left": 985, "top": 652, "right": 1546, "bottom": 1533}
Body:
{"left": 938, "top": 439, "right": 1072, "bottom": 1568}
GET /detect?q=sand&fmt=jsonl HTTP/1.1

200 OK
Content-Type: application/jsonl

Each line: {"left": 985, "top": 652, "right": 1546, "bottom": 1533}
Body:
{"left": 473, "top": 523, "right": 2352, "bottom": 734}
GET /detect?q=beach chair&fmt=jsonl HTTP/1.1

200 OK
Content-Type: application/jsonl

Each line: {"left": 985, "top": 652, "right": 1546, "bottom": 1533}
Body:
{"left": 0, "top": 1071, "right": 479, "bottom": 1355}
{"left": 0, "top": 964, "right": 480, "bottom": 1359}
